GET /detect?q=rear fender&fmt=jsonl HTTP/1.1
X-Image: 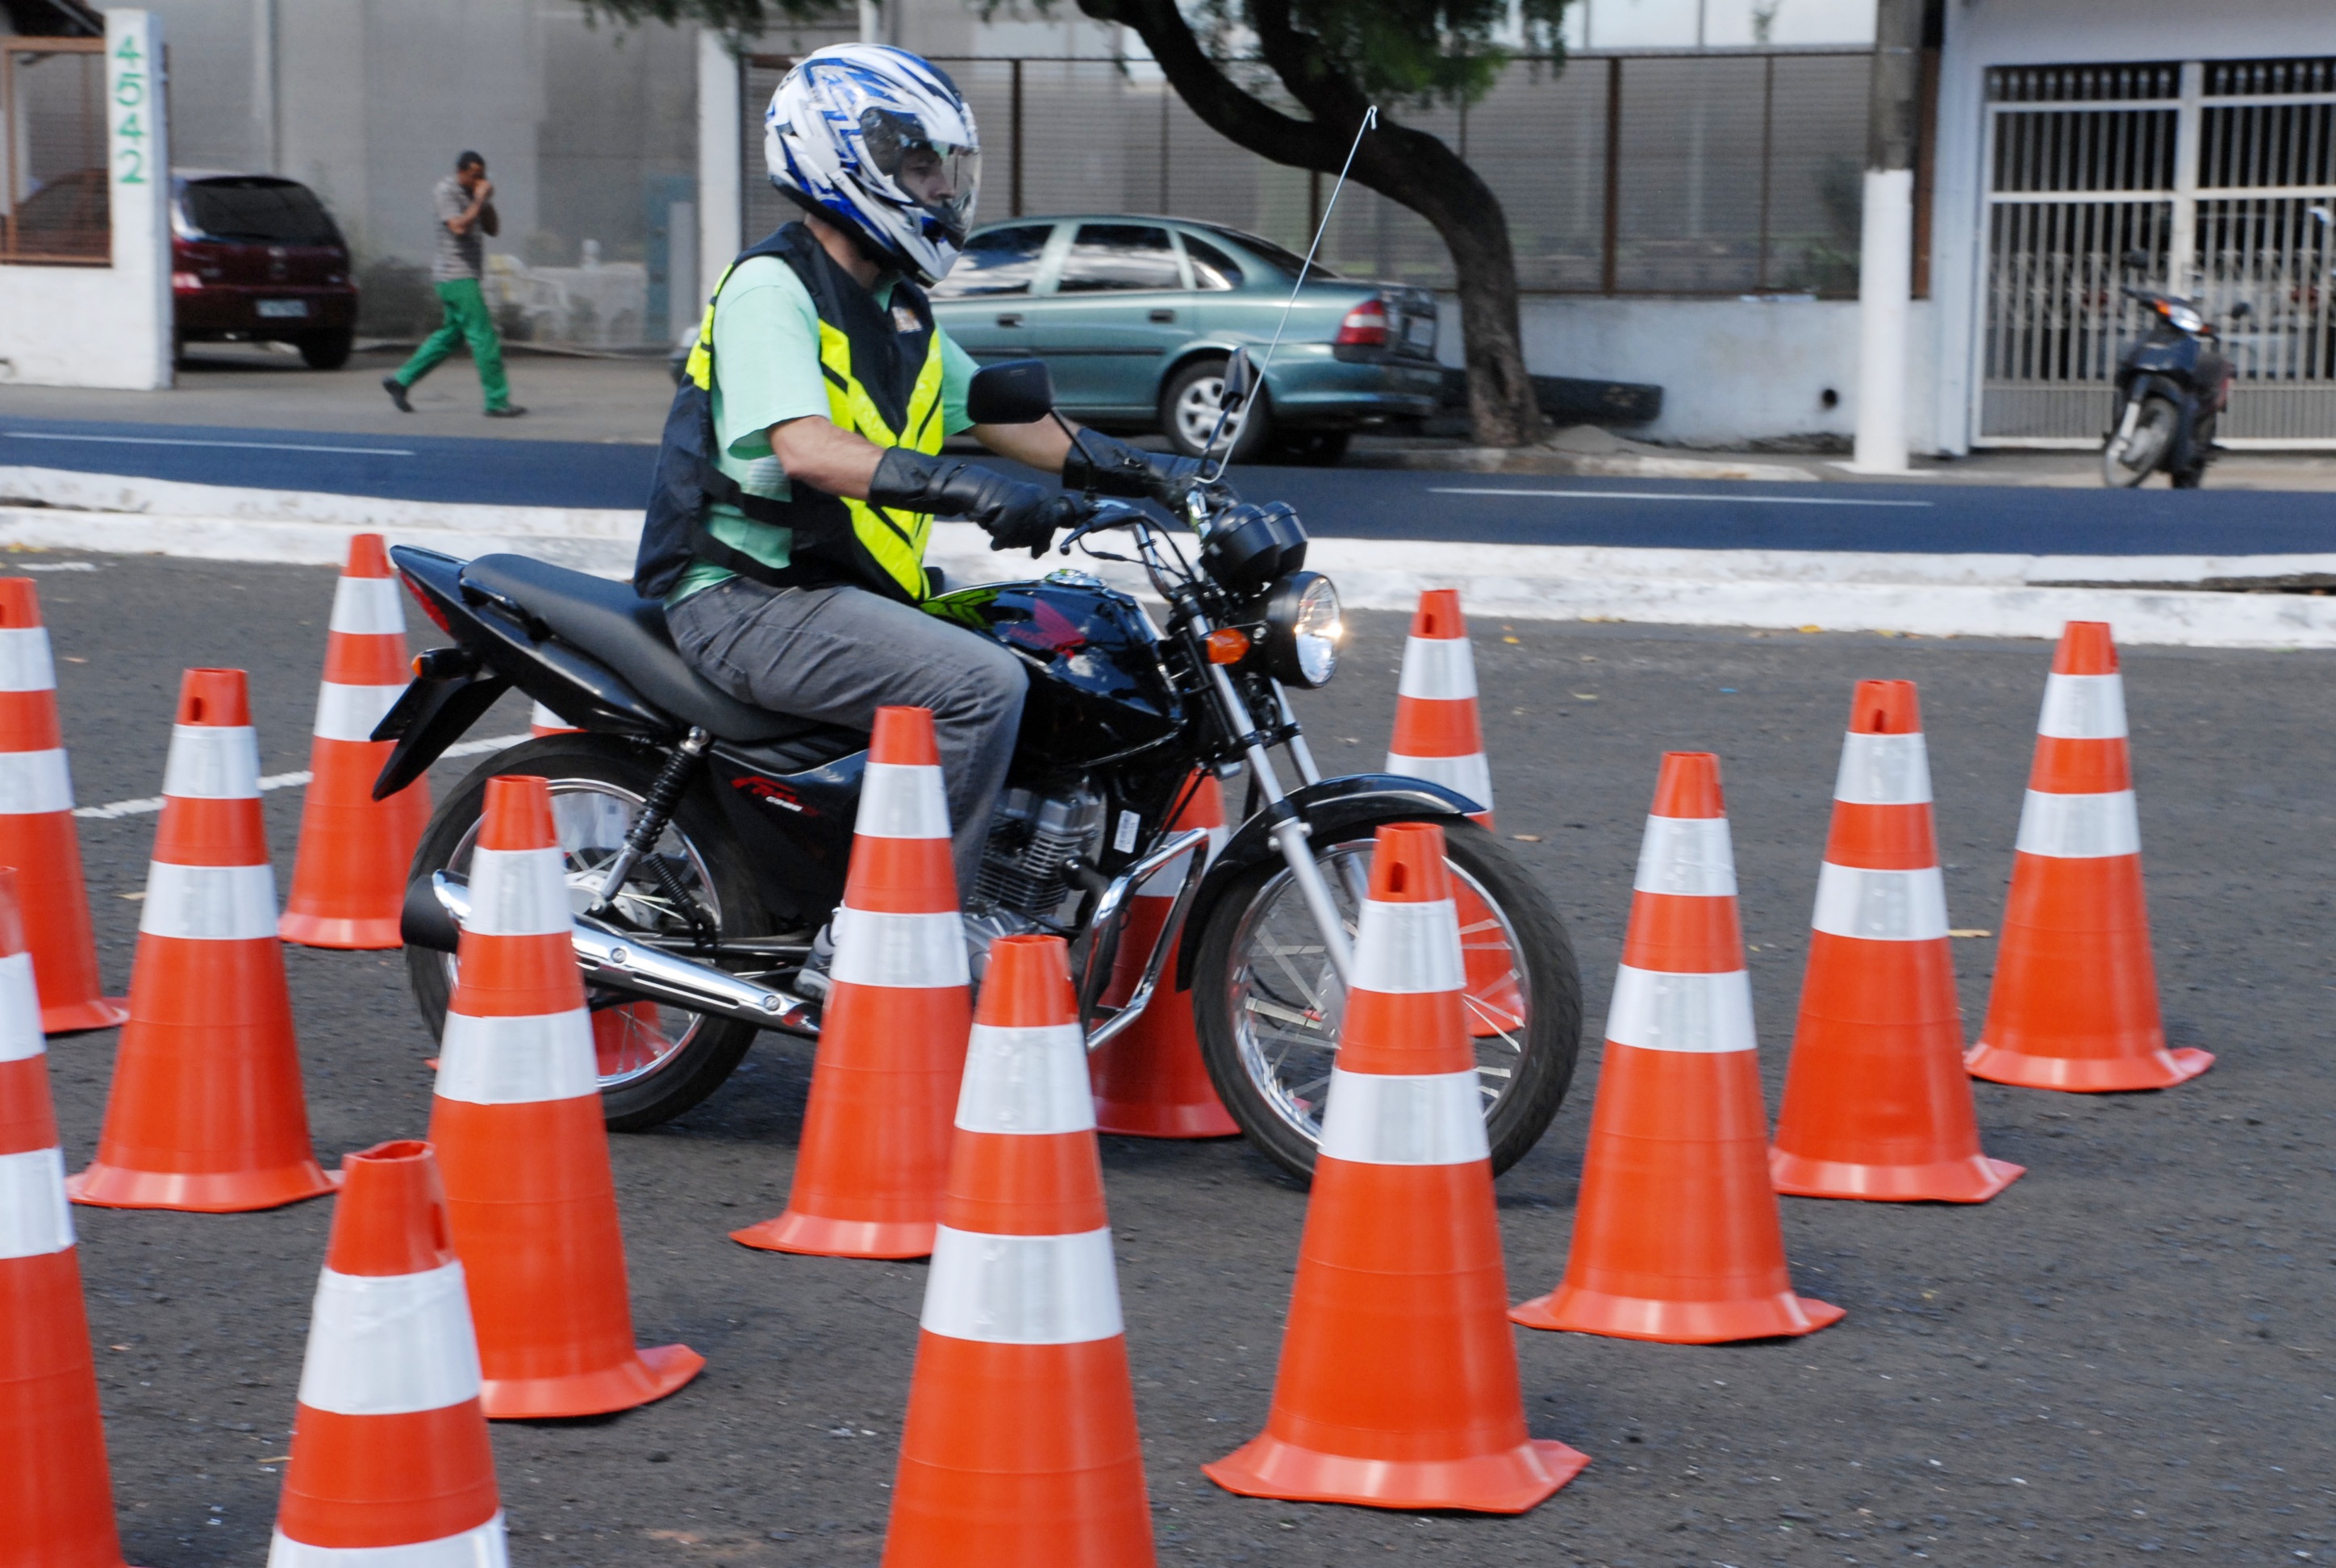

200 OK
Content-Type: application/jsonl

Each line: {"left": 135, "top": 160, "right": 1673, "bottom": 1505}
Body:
{"left": 1172, "top": 772, "right": 1479, "bottom": 986}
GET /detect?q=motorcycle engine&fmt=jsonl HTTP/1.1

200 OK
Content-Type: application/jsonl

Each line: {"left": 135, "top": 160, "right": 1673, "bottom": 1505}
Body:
{"left": 972, "top": 785, "right": 1104, "bottom": 925}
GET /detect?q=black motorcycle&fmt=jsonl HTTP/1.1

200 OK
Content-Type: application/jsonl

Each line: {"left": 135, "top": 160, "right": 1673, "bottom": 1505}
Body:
{"left": 371, "top": 350, "right": 1581, "bottom": 1179}
{"left": 2102, "top": 277, "right": 2246, "bottom": 490}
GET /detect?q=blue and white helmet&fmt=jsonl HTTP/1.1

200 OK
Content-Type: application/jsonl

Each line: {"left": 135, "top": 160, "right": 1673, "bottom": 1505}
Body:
{"left": 765, "top": 44, "right": 980, "bottom": 287}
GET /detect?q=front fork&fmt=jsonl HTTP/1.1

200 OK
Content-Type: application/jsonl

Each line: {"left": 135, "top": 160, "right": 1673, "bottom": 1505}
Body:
{"left": 1201, "top": 660, "right": 1355, "bottom": 985}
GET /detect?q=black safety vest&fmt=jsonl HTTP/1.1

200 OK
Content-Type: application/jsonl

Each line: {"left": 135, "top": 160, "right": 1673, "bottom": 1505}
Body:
{"left": 633, "top": 223, "right": 948, "bottom": 604}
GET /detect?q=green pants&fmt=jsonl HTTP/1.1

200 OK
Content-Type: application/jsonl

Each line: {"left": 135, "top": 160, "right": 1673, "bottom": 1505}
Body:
{"left": 394, "top": 278, "right": 510, "bottom": 411}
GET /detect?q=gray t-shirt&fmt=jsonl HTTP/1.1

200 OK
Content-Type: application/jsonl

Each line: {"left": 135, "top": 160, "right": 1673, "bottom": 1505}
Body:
{"left": 432, "top": 175, "right": 485, "bottom": 281}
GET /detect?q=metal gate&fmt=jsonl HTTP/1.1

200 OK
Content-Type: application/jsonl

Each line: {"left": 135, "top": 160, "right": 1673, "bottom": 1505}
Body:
{"left": 1977, "top": 56, "right": 2336, "bottom": 448}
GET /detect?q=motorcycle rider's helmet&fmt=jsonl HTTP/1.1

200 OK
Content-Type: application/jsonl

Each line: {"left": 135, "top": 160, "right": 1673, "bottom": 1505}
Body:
{"left": 764, "top": 44, "right": 980, "bottom": 287}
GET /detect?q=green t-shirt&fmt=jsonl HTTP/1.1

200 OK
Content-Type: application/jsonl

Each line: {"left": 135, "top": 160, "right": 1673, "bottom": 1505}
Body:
{"left": 667, "top": 255, "right": 982, "bottom": 606}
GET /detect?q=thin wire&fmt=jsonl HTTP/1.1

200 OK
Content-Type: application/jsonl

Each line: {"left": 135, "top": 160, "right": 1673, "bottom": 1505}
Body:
{"left": 1256, "top": 105, "right": 1379, "bottom": 384}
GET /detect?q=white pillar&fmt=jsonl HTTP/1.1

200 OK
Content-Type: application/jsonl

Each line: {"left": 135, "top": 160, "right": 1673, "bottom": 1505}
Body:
{"left": 1850, "top": 167, "right": 1913, "bottom": 474}
{"left": 696, "top": 28, "right": 743, "bottom": 309}
{"left": 106, "top": 10, "right": 173, "bottom": 391}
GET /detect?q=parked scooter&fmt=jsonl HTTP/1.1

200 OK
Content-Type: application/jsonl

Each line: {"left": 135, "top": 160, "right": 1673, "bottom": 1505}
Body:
{"left": 2103, "top": 257, "right": 2246, "bottom": 489}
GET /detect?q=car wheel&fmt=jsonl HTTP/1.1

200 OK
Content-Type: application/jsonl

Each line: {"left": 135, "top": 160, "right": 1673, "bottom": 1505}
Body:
{"left": 298, "top": 327, "right": 355, "bottom": 370}
{"left": 1160, "top": 356, "right": 1273, "bottom": 462}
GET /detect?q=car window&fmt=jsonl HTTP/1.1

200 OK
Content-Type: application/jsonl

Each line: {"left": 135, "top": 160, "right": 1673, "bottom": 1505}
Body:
{"left": 1198, "top": 224, "right": 1339, "bottom": 281}
{"left": 930, "top": 223, "right": 1053, "bottom": 298}
{"left": 1058, "top": 223, "right": 1183, "bottom": 293}
{"left": 184, "top": 179, "right": 340, "bottom": 245}
{"left": 1183, "top": 235, "right": 1243, "bottom": 290}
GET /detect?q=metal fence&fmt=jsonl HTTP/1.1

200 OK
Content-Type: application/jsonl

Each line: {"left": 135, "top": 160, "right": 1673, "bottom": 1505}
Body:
{"left": 1979, "top": 56, "right": 2336, "bottom": 448}
{"left": 1, "top": 37, "right": 109, "bottom": 265}
{"left": 743, "top": 49, "right": 1871, "bottom": 298}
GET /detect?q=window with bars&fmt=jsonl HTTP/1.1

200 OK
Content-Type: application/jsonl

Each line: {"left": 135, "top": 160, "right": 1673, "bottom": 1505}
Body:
{"left": 1, "top": 38, "right": 109, "bottom": 265}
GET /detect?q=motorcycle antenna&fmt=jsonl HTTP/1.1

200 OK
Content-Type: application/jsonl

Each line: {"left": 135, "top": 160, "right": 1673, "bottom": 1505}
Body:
{"left": 1199, "top": 105, "right": 1379, "bottom": 482}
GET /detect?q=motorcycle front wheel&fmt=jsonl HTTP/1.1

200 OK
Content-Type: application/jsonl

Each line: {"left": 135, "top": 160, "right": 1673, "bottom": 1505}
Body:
{"left": 2102, "top": 396, "right": 2177, "bottom": 487}
{"left": 405, "top": 734, "right": 778, "bottom": 1131}
{"left": 1191, "top": 814, "right": 1581, "bottom": 1181}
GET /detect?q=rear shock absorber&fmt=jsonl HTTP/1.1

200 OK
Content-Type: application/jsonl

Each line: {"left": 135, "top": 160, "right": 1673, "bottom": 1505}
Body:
{"left": 587, "top": 727, "right": 711, "bottom": 918}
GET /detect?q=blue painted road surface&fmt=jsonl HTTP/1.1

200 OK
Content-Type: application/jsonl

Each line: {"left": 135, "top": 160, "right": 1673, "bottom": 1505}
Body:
{"left": 7, "top": 415, "right": 2336, "bottom": 557}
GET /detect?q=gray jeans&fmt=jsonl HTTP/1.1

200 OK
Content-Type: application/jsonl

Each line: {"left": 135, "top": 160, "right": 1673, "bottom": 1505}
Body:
{"left": 667, "top": 577, "right": 1025, "bottom": 896}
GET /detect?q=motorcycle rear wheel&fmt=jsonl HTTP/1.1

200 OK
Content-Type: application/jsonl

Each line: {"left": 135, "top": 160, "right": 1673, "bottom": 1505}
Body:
{"left": 405, "top": 734, "right": 777, "bottom": 1132}
{"left": 1191, "top": 813, "right": 1581, "bottom": 1181}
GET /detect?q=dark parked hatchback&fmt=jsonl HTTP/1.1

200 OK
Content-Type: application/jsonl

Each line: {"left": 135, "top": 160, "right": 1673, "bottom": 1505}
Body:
{"left": 170, "top": 172, "right": 360, "bottom": 368}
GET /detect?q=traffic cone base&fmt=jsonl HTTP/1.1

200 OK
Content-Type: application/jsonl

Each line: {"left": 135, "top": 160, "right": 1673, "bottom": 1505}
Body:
{"left": 40, "top": 996, "right": 131, "bottom": 1034}
{"left": 1771, "top": 1148, "right": 2024, "bottom": 1203}
{"left": 1509, "top": 1283, "right": 1842, "bottom": 1345}
{"left": 67, "top": 1161, "right": 337, "bottom": 1213}
{"left": 478, "top": 1344, "right": 703, "bottom": 1422}
{"left": 1204, "top": 1437, "right": 1588, "bottom": 1516}
{"left": 1967, "top": 1041, "right": 2212, "bottom": 1093}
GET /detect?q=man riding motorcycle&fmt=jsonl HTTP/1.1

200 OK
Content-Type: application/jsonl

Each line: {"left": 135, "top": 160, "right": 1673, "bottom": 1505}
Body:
{"left": 633, "top": 44, "right": 1195, "bottom": 988}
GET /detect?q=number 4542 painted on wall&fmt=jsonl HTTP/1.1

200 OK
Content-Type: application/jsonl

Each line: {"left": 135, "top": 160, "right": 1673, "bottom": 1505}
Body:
{"left": 112, "top": 32, "right": 148, "bottom": 186}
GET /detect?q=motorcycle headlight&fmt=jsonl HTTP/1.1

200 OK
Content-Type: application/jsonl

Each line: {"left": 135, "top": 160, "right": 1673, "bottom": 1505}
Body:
{"left": 2164, "top": 302, "right": 2205, "bottom": 334}
{"left": 1260, "top": 571, "right": 1341, "bottom": 688}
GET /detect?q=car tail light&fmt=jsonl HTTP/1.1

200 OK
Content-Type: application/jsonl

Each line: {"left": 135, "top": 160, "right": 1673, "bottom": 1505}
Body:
{"left": 1335, "top": 300, "right": 1389, "bottom": 346}
{"left": 171, "top": 271, "right": 202, "bottom": 291}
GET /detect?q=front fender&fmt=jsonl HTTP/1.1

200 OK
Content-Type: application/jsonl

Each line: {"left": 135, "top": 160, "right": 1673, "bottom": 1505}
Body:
{"left": 1173, "top": 771, "right": 1480, "bottom": 986}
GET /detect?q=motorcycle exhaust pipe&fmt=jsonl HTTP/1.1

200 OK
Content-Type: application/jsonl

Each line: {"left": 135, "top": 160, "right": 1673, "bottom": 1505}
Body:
{"left": 410, "top": 873, "right": 820, "bottom": 1039}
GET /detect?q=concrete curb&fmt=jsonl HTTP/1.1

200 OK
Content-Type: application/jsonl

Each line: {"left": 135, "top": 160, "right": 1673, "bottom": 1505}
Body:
{"left": 4, "top": 466, "right": 2333, "bottom": 649}
{"left": 1346, "top": 447, "right": 1820, "bottom": 482}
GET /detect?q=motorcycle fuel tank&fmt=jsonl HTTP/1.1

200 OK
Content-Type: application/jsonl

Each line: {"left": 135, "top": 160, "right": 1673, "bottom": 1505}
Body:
{"left": 928, "top": 575, "right": 1183, "bottom": 765}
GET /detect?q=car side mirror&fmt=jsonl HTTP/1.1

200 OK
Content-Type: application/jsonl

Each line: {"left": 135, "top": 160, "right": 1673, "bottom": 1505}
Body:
{"left": 1220, "top": 346, "right": 1254, "bottom": 409}
{"left": 2123, "top": 247, "right": 2151, "bottom": 271}
{"left": 965, "top": 358, "right": 1055, "bottom": 426}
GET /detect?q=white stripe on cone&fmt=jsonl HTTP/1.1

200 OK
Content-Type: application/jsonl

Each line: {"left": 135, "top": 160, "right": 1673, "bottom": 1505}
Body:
{"left": 528, "top": 703, "right": 571, "bottom": 734}
{"left": 0, "top": 628, "right": 56, "bottom": 692}
{"left": 1633, "top": 816, "right": 1738, "bottom": 898}
{"left": 0, "top": 952, "right": 40, "bottom": 1061}
{"left": 0, "top": 1147, "right": 73, "bottom": 1260}
{"left": 434, "top": 1009, "right": 599, "bottom": 1106}
{"left": 854, "top": 761, "right": 952, "bottom": 840}
{"left": 294, "top": 1262, "right": 484, "bottom": 1416}
{"left": 1317, "top": 1068, "right": 1487, "bottom": 1166}
{"left": 0, "top": 749, "right": 71, "bottom": 815}
{"left": 1351, "top": 898, "right": 1466, "bottom": 996}
{"left": 1809, "top": 863, "right": 1950, "bottom": 942}
{"left": 328, "top": 576, "right": 408, "bottom": 638}
{"left": 920, "top": 1226, "right": 1123, "bottom": 1345}
{"left": 313, "top": 681, "right": 406, "bottom": 744}
{"left": 2037, "top": 673, "right": 2128, "bottom": 740}
{"left": 1604, "top": 965, "right": 1758, "bottom": 1054}
{"left": 830, "top": 906, "right": 970, "bottom": 988}
{"left": 140, "top": 862, "right": 278, "bottom": 941}
{"left": 2014, "top": 790, "right": 2142, "bottom": 859}
{"left": 269, "top": 1514, "right": 511, "bottom": 1568}
{"left": 161, "top": 725, "right": 261, "bottom": 799}
{"left": 955, "top": 1021, "right": 1095, "bottom": 1135}
{"left": 1386, "top": 750, "right": 1493, "bottom": 814}
{"left": 464, "top": 847, "right": 574, "bottom": 937}
{"left": 1833, "top": 732, "right": 1933, "bottom": 805}
{"left": 1395, "top": 636, "right": 1478, "bottom": 700}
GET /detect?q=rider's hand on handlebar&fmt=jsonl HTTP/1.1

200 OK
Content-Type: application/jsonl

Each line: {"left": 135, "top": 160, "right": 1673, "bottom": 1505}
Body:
{"left": 1062, "top": 430, "right": 1205, "bottom": 508}
{"left": 985, "top": 494, "right": 1082, "bottom": 558}
{"left": 868, "top": 448, "right": 1063, "bottom": 557}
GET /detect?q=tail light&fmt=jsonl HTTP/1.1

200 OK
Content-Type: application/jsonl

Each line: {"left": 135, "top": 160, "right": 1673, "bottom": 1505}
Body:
{"left": 171, "top": 271, "right": 202, "bottom": 291}
{"left": 401, "top": 571, "right": 453, "bottom": 634}
{"left": 1335, "top": 300, "right": 1389, "bottom": 347}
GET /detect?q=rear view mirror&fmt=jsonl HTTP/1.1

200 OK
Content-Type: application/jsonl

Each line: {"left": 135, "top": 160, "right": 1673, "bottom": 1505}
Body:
{"left": 2123, "top": 248, "right": 2151, "bottom": 270}
{"left": 966, "top": 358, "right": 1055, "bottom": 426}
{"left": 2228, "top": 300, "right": 2254, "bottom": 320}
{"left": 1220, "top": 346, "right": 1254, "bottom": 408}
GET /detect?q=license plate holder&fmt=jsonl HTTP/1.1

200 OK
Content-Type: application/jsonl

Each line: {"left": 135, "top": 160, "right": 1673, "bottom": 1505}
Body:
{"left": 1404, "top": 314, "right": 1435, "bottom": 347}
{"left": 256, "top": 298, "right": 311, "bottom": 319}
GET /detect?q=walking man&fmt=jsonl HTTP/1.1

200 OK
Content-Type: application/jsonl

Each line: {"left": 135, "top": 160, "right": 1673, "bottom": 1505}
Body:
{"left": 383, "top": 152, "right": 525, "bottom": 418}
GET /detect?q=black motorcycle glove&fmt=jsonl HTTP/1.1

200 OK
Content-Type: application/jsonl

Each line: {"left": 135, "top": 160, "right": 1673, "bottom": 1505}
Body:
{"left": 866, "top": 448, "right": 1074, "bottom": 557}
{"left": 1060, "top": 429, "right": 1204, "bottom": 508}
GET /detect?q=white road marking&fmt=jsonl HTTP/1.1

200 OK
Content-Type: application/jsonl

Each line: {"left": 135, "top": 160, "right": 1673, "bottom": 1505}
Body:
{"left": 5, "top": 432, "right": 416, "bottom": 457}
{"left": 72, "top": 732, "right": 528, "bottom": 820}
{"left": 1428, "top": 486, "right": 1934, "bottom": 508}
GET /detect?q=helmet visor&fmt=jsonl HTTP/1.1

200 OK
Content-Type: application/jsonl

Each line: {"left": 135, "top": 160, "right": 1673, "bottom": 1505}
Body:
{"left": 860, "top": 108, "right": 979, "bottom": 245}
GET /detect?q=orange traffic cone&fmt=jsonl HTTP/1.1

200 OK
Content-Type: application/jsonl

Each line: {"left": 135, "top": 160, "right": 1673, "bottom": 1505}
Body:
{"left": 71, "top": 669, "right": 334, "bottom": 1212}
{"left": 882, "top": 934, "right": 1153, "bottom": 1566}
{"left": 281, "top": 535, "right": 430, "bottom": 949}
{"left": 428, "top": 774, "right": 702, "bottom": 1417}
{"left": 1385, "top": 590, "right": 1522, "bottom": 1036}
{"left": 1512, "top": 753, "right": 1842, "bottom": 1344}
{"left": 732, "top": 707, "right": 970, "bottom": 1260}
{"left": 1087, "top": 769, "right": 1237, "bottom": 1138}
{"left": 0, "top": 580, "right": 123, "bottom": 1033}
{"left": 0, "top": 869, "right": 135, "bottom": 1568}
{"left": 1967, "top": 623, "right": 2208, "bottom": 1092}
{"left": 1771, "top": 681, "right": 2022, "bottom": 1203}
{"left": 272, "top": 1139, "right": 506, "bottom": 1566}
{"left": 528, "top": 702, "right": 578, "bottom": 737}
{"left": 1207, "top": 823, "right": 1587, "bottom": 1513}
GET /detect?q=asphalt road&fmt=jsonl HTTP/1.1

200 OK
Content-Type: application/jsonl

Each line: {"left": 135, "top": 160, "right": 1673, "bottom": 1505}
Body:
{"left": 10, "top": 414, "right": 2336, "bottom": 557}
{"left": 25, "top": 549, "right": 2334, "bottom": 1568}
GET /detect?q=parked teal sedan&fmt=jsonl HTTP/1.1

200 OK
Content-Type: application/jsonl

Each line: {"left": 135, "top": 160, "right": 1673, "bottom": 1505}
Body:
{"left": 929, "top": 215, "right": 1443, "bottom": 464}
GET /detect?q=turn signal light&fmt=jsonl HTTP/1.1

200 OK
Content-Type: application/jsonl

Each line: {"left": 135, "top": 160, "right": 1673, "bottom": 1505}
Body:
{"left": 1205, "top": 628, "right": 1251, "bottom": 665}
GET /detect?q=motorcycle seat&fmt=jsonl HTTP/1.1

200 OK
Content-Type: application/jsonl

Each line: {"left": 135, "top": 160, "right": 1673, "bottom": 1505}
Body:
{"left": 461, "top": 554, "right": 864, "bottom": 751}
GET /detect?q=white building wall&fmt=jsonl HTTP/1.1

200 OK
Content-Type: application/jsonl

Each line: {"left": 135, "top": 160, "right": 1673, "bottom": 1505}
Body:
{"left": 0, "top": 10, "right": 173, "bottom": 390}
{"left": 1925, "top": 0, "right": 2336, "bottom": 454}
